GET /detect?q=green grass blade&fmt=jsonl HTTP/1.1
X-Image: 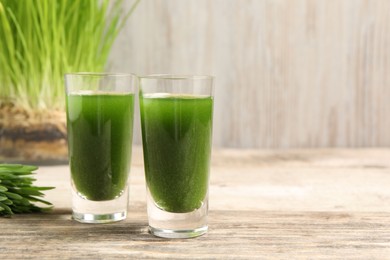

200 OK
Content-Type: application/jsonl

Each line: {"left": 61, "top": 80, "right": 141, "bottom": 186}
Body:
{"left": 0, "top": 163, "right": 54, "bottom": 217}
{"left": 0, "top": 0, "right": 139, "bottom": 109}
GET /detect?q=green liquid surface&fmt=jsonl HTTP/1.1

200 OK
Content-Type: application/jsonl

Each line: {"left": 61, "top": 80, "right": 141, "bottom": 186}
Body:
{"left": 66, "top": 91, "right": 134, "bottom": 201}
{"left": 140, "top": 93, "right": 213, "bottom": 213}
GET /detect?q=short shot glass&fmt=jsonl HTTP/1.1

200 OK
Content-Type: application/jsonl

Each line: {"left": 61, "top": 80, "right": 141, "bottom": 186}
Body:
{"left": 139, "top": 74, "right": 214, "bottom": 238}
{"left": 65, "top": 73, "right": 136, "bottom": 223}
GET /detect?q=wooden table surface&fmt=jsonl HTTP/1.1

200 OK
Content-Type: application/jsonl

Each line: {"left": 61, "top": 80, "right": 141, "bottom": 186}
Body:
{"left": 1, "top": 147, "right": 390, "bottom": 259}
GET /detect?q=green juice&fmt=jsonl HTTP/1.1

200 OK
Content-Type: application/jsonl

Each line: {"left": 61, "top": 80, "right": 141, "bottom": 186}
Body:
{"left": 66, "top": 91, "right": 134, "bottom": 201}
{"left": 140, "top": 93, "right": 213, "bottom": 213}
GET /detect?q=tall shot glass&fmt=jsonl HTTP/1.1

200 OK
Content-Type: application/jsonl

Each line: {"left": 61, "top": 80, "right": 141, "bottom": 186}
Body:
{"left": 65, "top": 73, "right": 136, "bottom": 223}
{"left": 139, "top": 74, "right": 214, "bottom": 238}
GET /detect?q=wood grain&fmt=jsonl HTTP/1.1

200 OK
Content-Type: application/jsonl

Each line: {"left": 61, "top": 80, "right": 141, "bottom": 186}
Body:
{"left": 1, "top": 210, "right": 389, "bottom": 259}
{"left": 110, "top": 0, "right": 390, "bottom": 148}
{"left": 35, "top": 147, "right": 390, "bottom": 212}
{"left": 1, "top": 148, "right": 390, "bottom": 258}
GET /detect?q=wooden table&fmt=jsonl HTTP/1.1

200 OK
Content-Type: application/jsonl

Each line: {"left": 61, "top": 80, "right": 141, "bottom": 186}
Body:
{"left": 1, "top": 147, "right": 390, "bottom": 259}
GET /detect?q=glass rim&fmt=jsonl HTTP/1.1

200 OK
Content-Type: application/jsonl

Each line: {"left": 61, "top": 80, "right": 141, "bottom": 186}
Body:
{"left": 65, "top": 72, "right": 136, "bottom": 78}
{"left": 138, "top": 74, "right": 214, "bottom": 80}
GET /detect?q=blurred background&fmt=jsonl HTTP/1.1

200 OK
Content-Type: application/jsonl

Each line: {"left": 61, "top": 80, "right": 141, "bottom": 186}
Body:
{"left": 110, "top": 0, "right": 390, "bottom": 149}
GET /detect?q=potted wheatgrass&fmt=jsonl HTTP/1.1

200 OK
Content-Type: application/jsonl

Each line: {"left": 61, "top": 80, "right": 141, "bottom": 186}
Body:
{"left": 0, "top": 0, "right": 139, "bottom": 163}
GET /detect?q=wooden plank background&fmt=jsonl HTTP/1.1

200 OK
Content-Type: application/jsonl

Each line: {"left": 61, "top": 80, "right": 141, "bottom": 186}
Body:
{"left": 109, "top": 0, "right": 390, "bottom": 149}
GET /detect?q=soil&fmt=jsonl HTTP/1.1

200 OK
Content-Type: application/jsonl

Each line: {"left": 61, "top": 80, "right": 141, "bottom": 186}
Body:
{"left": 0, "top": 102, "right": 68, "bottom": 164}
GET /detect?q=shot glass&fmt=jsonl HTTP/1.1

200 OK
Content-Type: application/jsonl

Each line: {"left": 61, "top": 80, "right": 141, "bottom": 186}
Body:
{"left": 65, "top": 73, "right": 136, "bottom": 223}
{"left": 139, "top": 74, "right": 214, "bottom": 238}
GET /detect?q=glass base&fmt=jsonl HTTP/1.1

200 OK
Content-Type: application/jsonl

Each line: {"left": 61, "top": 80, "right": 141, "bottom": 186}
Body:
{"left": 146, "top": 188, "right": 208, "bottom": 238}
{"left": 72, "top": 186, "right": 129, "bottom": 224}
{"left": 149, "top": 225, "right": 208, "bottom": 239}
{"left": 72, "top": 211, "right": 127, "bottom": 224}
